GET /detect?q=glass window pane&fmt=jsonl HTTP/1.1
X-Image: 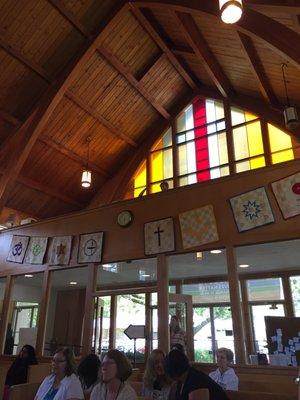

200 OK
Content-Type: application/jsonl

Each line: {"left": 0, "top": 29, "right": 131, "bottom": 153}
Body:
{"left": 152, "top": 128, "right": 172, "bottom": 151}
{"left": 179, "top": 174, "right": 197, "bottom": 187}
{"left": 5, "top": 273, "right": 43, "bottom": 355}
{"left": 235, "top": 160, "right": 250, "bottom": 173}
{"left": 290, "top": 276, "right": 300, "bottom": 316}
{"left": 150, "top": 149, "right": 173, "bottom": 183}
{"left": 250, "top": 156, "right": 265, "bottom": 170}
{"left": 134, "top": 161, "right": 146, "bottom": 189}
{"left": 251, "top": 304, "right": 285, "bottom": 353}
{"left": 178, "top": 143, "right": 196, "bottom": 176}
{"left": 247, "top": 278, "right": 284, "bottom": 301}
{"left": 116, "top": 294, "right": 145, "bottom": 363}
{"left": 44, "top": 267, "right": 88, "bottom": 356}
{"left": 134, "top": 186, "right": 146, "bottom": 197}
{"left": 271, "top": 149, "right": 294, "bottom": 164}
{"left": 268, "top": 123, "right": 293, "bottom": 153}
{"left": 151, "top": 179, "right": 173, "bottom": 194}
{"left": 183, "top": 282, "right": 230, "bottom": 303}
{"left": 247, "top": 121, "right": 264, "bottom": 157}
{"left": 213, "top": 306, "right": 234, "bottom": 358}
{"left": 233, "top": 125, "right": 249, "bottom": 160}
{"left": 193, "top": 307, "right": 213, "bottom": 362}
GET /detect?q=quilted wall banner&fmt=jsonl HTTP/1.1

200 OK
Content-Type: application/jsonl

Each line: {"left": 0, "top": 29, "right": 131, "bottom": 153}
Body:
{"left": 78, "top": 232, "right": 104, "bottom": 263}
{"left": 271, "top": 172, "right": 300, "bottom": 219}
{"left": 25, "top": 236, "right": 48, "bottom": 264}
{"left": 50, "top": 236, "right": 72, "bottom": 265}
{"left": 179, "top": 205, "right": 219, "bottom": 249}
{"left": 144, "top": 217, "right": 175, "bottom": 255}
{"left": 7, "top": 235, "right": 29, "bottom": 263}
{"left": 230, "top": 187, "right": 274, "bottom": 232}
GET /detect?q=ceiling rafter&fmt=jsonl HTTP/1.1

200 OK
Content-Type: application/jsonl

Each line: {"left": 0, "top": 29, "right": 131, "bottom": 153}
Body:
{"left": 131, "top": 1, "right": 300, "bottom": 69}
{"left": 175, "top": 12, "right": 235, "bottom": 98}
{"left": 0, "top": 108, "right": 20, "bottom": 126}
{"left": 97, "top": 46, "right": 170, "bottom": 120}
{"left": 65, "top": 91, "right": 137, "bottom": 148}
{"left": 135, "top": 50, "right": 164, "bottom": 81}
{"left": 0, "top": 0, "right": 127, "bottom": 213}
{"left": 238, "top": 32, "right": 279, "bottom": 106}
{"left": 171, "top": 44, "right": 194, "bottom": 56}
{"left": 248, "top": 1, "right": 300, "bottom": 14}
{"left": 39, "top": 136, "right": 110, "bottom": 178}
{"left": 47, "top": 0, "right": 92, "bottom": 39}
{"left": 0, "top": 36, "right": 54, "bottom": 84}
{"left": 129, "top": 5, "right": 199, "bottom": 91}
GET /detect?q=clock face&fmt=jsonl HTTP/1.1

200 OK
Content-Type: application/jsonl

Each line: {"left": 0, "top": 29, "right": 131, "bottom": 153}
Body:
{"left": 117, "top": 210, "right": 133, "bottom": 227}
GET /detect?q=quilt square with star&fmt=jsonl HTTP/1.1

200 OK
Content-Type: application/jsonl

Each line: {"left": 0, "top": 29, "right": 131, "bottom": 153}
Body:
{"left": 230, "top": 187, "right": 274, "bottom": 232}
{"left": 179, "top": 205, "right": 219, "bottom": 249}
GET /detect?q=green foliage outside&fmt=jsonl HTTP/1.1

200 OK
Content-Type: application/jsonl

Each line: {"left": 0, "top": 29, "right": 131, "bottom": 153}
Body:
{"left": 194, "top": 349, "right": 213, "bottom": 363}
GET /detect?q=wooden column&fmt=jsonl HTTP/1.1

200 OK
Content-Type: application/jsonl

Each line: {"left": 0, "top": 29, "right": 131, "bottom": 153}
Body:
{"left": 171, "top": 120, "right": 179, "bottom": 188}
{"left": 226, "top": 246, "right": 246, "bottom": 364}
{"left": 82, "top": 263, "right": 97, "bottom": 356}
{"left": 240, "top": 278, "right": 254, "bottom": 359}
{"left": 261, "top": 120, "right": 272, "bottom": 167}
{"left": 36, "top": 268, "right": 51, "bottom": 356}
{"left": 109, "top": 295, "right": 117, "bottom": 349}
{"left": 0, "top": 275, "right": 12, "bottom": 354}
{"left": 145, "top": 292, "right": 151, "bottom": 359}
{"left": 282, "top": 276, "right": 294, "bottom": 317}
{"left": 224, "top": 100, "right": 235, "bottom": 175}
{"left": 157, "top": 254, "right": 169, "bottom": 354}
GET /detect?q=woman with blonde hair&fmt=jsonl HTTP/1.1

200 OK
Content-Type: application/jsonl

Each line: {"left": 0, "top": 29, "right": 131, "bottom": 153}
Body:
{"left": 143, "top": 349, "right": 171, "bottom": 400}
{"left": 35, "top": 347, "right": 83, "bottom": 400}
{"left": 209, "top": 348, "right": 238, "bottom": 391}
{"left": 90, "top": 349, "right": 136, "bottom": 400}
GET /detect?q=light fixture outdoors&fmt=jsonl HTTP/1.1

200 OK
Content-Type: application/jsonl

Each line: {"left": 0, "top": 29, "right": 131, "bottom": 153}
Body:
{"left": 25, "top": 274, "right": 33, "bottom": 278}
{"left": 210, "top": 249, "right": 222, "bottom": 254}
{"left": 196, "top": 251, "right": 203, "bottom": 260}
{"left": 239, "top": 264, "right": 249, "bottom": 268}
{"left": 81, "top": 136, "right": 92, "bottom": 188}
{"left": 281, "top": 63, "right": 299, "bottom": 130}
{"left": 69, "top": 281, "right": 77, "bottom": 285}
{"left": 219, "top": 0, "right": 243, "bottom": 24}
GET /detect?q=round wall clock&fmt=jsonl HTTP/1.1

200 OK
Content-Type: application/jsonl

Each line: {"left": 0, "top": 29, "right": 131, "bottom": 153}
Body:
{"left": 117, "top": 210, "right": 133, "bottom": 227}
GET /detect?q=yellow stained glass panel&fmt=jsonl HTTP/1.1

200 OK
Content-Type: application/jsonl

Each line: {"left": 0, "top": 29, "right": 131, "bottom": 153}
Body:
{"left": 268, "top": 123, "right": 294, "bottom": 153}
{"left": 272, "top": 150, "right": 294, "bottom": 164}
{"left": 134, "top": 162, "right": 146, "bottom": 188}
{"left": 151, "top": 150, "right": 163, "bottom": 182}
{"left": 134, "top": 186, "right": 146, "bottom": 197}
{"left": 233, "top": 126, "right": 249, "bottom": 160}
{"left": 218, "top": 132, "right": 228, "bottom": 164}
{"left": 247, "top": 121, "right": 264, "bottom": 157}
{"left": 250, "top": 156, "right": 265, "bottom": 169}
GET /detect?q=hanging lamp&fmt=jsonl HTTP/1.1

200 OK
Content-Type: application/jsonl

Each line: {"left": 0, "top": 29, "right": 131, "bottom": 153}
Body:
{"left": 81, "top": 137, "right": 92, "bottom": 188}
{"left": 281, "top": 63, "right": 299, "bottom": 130}
{"left": 219, "top": 0, "right": 243, "bottom": 24}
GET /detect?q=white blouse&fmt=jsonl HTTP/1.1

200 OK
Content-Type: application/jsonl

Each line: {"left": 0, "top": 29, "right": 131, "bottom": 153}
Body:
{"left": 35, "top": 373, "right": 84, "bottom": 400}
{"left": 90, "top": 382, "right": 137, "bottom": 400}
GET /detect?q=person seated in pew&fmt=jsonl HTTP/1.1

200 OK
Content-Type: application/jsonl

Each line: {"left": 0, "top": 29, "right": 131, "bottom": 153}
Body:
{"left": 209, "top": 348, "right": 238, "bottom": 391}
{"left": 142, "top": 349, "right": 172, "bottom": 399}
{"left": 34, "top": 347, "right": 84, "bottom": 400}
{"left": 165, "top": 349, "right": 228, "bottom": 400}
{"left": 3, "top": 344, "right": 38, "bottom": 400}
{"left": 77, "top": 354, "right": 101, "bottom": 395}
{"left": 90, "top": 349, "right": 137, "bottom": 400}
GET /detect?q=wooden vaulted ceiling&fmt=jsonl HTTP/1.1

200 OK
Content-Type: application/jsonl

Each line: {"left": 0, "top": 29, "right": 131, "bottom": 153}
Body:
{"left": 0, "top": 0, "right": 299, "bottom": 221}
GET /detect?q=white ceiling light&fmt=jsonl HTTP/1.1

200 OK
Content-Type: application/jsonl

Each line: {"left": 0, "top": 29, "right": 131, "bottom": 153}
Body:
{"left": 219, "top": 0, "right": 243, "bottom": 24}
{"left": 239, "top": 264, "right": 249, "bottom": 268}
{"left": 81, "top": 136, "right": 92, "bottom": 188}
{"left": 25, "top": 274, "right": 33, "bottom": 278}
{"left": 210, "top": 249, "right": 222, "bottom": 254}
{"left": 196, "top": 251, "right": 203, "bottom": 260}
{"left": 281, "top": 63, "right": 299, "bottom": 130}
{"left": 69, "top": 281, "right": 77, "bottom": 285}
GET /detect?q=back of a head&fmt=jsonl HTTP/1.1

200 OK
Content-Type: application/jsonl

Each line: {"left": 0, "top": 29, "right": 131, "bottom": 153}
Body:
{"left": 165, "top": 349, "right": 189, "bottom": 379}
{"left": 21, "top": 344, "right": 38, "bottom": 365}
{"left": 78, "top": 354, "right": 101, "bottom": 387}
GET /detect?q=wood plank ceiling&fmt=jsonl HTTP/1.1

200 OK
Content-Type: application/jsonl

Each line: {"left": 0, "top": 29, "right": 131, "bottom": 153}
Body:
{"left": 0, "top": 0, "right": 299, "bottom": 221}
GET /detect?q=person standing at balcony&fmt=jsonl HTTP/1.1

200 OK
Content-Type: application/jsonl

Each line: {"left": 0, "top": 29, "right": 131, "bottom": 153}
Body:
{"left": 209, "top": 348, "right": 238, "bottom": 391}
{"left": 170, "top": 316, "right": 187, "bottom": 353}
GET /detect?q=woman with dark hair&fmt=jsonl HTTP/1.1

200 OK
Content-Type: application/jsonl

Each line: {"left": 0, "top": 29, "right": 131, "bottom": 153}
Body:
{"left": 165, "top": 350, "right": 228, "bottom": 400}
{"left": 4, "top": 344, "right": 38, "bottom": 400}
{"left": 90, "top": 349, "right": 137, "bottom": 400}
{"left": 34, "top": 347, "right": 83, "bottom": 400}
{"left": 143, "top": 349, "right": 171, "bottom": 400}
{"left": 77, "top": 354, "right": 101, "bottom": 395}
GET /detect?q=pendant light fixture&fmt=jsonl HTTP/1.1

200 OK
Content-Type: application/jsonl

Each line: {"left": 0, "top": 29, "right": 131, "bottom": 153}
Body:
{"left": 281, "top": 63, "right": 299, "bottom": 130}
{"left": 81, "top": 136, "right": 92, "bottom": 188}
{"left": 219, "top": 0, "right": 243, "bottom": 24}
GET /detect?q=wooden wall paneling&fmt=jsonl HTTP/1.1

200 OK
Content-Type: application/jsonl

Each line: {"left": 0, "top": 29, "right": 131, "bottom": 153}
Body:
{"left": 109, "top": 294, "right": 117, "bottom": 349}
{"left": 0, "top": 0, "right": 127, "bottom": 214}
{"left": 226, "top": 246, "right": 246, "bottom": 364}
{"left": 0, "top": 276, "right": 12, "bottom": 354}
{"left": 157, "top": 254, "right": 169, "bottom": 354}
{"left": 282, "top": 276, "right": 295, "bottom": 318}
{"left": 240, "top": 279, "right": 255, "bottom": 359}
{"left": 35, "top": 268, "right": 51, "bottom": 357}
{"left": 82, "top": 263, "right": 97, "bottom": 356}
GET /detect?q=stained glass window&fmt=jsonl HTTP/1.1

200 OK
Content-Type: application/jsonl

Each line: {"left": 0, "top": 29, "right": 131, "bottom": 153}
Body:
{"left": 268, "top": 123, "right": 294, "bottom": 164}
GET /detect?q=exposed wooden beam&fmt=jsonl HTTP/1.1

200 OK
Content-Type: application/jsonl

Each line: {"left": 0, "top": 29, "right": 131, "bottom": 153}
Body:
{"left": 39, "top": 135, "right": 110, "bottom": 178}
{"left": 129, "top": 5, "right": 200, "bottom": 91}
{"left": 132, "top": 1, "right": 300, "bottom": 69}
{"left": 65, "top": 91, "right": 137, "bottom": 148}
{"left": 0, "top": 108, "right": 20, "bottom": 126}
{"left": 97, "top": 46, "right": 171, "bottom": 119}
{"left": 135, "top": 49, "right": 164, "bottom": 81}
{"left": 0, "top": 0, "right": 127, "bottom": 213}
{"left": 17, "top": 175, "right": 83, "bottom": 208}
{"left": 238, "top": 32, "right": 279, "bottom": 105}
{"left": 0, "top": 36, "right": 54, "bottom": 84}
{"left": 248, "top": 1, "right": 300, "bottom": 14}
{"left": 47, "top": 0, "right": 92, "bottom": 39}
{"left": 171, "top": 44, "right": 194, "bottom": 56}
{"left": 175, "top": 12, "right": 235, "bottom": 97}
